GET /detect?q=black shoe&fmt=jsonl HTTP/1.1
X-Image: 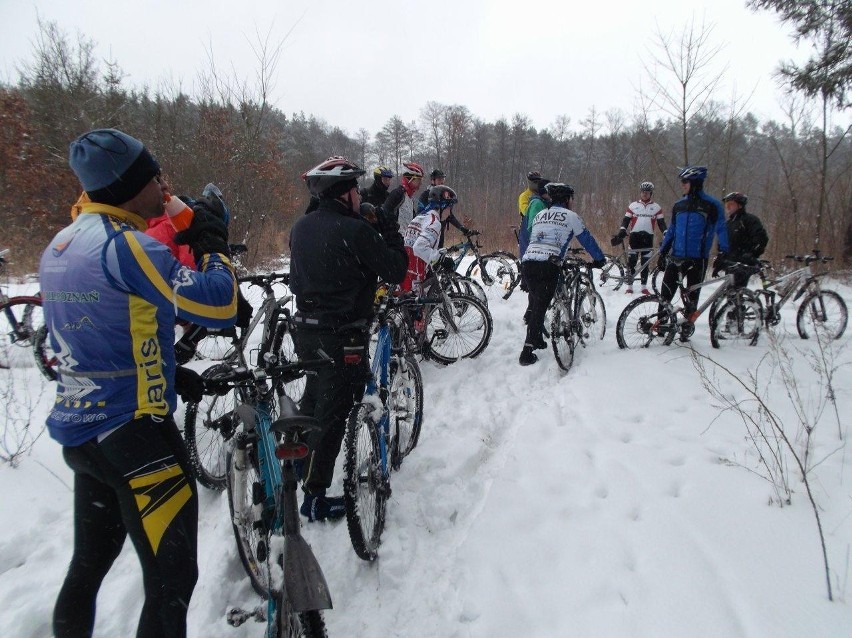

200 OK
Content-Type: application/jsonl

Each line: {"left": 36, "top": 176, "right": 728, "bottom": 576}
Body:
{"left": 519, "top": 346, "right": 538, "bottom": 366}
{"left": 300, "top": 492, "right": 346, "bottom": 522}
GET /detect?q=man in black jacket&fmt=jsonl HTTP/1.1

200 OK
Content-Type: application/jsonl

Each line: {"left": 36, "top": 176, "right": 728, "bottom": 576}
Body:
{"left": 719, "top": 192, "right": 769, "bottom": 287}
{"left": 289, "top": 156, "right": 407, "bottom": 521}
{"left": 360, "top": 165, "right": 393, "bottom": 207}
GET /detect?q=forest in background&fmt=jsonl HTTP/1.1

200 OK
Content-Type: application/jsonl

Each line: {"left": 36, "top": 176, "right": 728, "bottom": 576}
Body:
{"left": 0, "top": 15, "right": 850, "bottom": 275}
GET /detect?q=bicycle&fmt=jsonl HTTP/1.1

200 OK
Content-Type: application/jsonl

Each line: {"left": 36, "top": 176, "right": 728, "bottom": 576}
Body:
{"left": 548, "top": 250, "right": 607, "bottom": 371}
{"left": 184, "top": 272, "right": 303, "bottom": 490}
{"left": 616, "top": 260, "right": 763, "bottom": 349}
{"left": 390, "top": 266, "right": 493, "bottom": 365}
{"left": 598, "top": 240, "right": 663, "bottom": 294}
{"left": 444, "top": 230, "right": 518, "bottom": 296}
{"left": 343, "top": 290, "right": 425, "bottom": 561}
{"left": 208, "top": 354, "right": 334, "bottom": 637}
{"left": 754, "top": 252, "right": 847, "bottom": 340}
{"left": 0, "top": 249, "right": 56, "bottom": 380}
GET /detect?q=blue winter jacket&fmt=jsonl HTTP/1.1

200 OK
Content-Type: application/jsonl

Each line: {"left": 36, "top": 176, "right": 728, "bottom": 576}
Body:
{"left": 39, "top": 204, "right": 237, "bottom": 446}
{"left": 660, "top": 190, "right": 729, "bottom": 259}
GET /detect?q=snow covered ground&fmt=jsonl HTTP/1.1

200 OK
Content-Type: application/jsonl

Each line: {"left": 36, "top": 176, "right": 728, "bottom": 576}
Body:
{"left": 1, "top": 272, "right": 851, "bottom": 637}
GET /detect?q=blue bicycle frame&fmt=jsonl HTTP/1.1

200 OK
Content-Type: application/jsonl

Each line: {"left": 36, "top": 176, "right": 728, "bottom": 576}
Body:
{"left": 366, "top": 322, "right": 393, "bottom": 480}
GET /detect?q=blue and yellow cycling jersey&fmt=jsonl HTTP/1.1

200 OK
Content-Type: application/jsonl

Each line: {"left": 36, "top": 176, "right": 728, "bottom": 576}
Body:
{"left": 39, "top": 203, "right": 237, "bottom": 446}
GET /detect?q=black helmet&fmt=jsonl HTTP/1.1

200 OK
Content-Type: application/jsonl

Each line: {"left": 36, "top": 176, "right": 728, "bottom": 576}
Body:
{"left": 527, "top": 170, "right": 542, "bottom": 182}
{"left": 544, "top": 182, "right": 574, "bottom": 203}
{"left": 430, "top": 168, "right": 445, "bottom": 179}
{"left": 373, "top": 166, "right": 393, "bottom": 179}
{"left": 428, "top": 185, "right": 458, "bottom": 209}
{"left": 722, "top": 191, "right": 748, "bottom": 206}
{"left": 303, "top": 156, "right": 365, "bottom": 198}
{"left": 537, "top": 178, "right": 551, "bottom": 196}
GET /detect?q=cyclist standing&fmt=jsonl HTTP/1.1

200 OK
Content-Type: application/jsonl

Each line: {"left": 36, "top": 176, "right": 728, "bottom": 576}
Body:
{"left": 519, "top": 178, "right": 551, "bottom": 259}
{"left": 383, "top": 161, "right": 424, "bottom": 228}
{"left": 519, "top": 183, "right": 606, "bottom": 366}
{"left": 518, "top": 170, "right": 543, "bottom": 220}
{"left": 657, "top": 166, "right": 729, "bottom": 340}
{"left": 289, "top": 156, "right": 407, "bottom": 521}
{"left": 401, "top": 185, "right": 459, "bottom": 293}
{"left": 611, "top": 181, "right": 667, "bottom": 294}
{"left": 720, "top": 191, "right": 769, "bottom": 287}
{"left": 418, "top": 168, "right": 446, "bottom": 208}
{"left": 360, "top": 165, "right": 394, "bottom": 207}
{"left": 40, "top": 128, "right": 237, "bottom": 638}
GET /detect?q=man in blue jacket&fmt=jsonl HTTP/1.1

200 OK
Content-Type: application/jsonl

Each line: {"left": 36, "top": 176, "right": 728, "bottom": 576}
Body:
{"left": 657, "top": 165, "right": 729, "bottom": 341}
{"left": 40, "top": 128, "right": 237, "bottom": 638}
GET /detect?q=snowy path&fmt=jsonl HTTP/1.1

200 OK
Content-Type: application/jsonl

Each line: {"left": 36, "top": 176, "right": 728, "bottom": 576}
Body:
{"left": 1, "top": 276, "right": 851, "bottom": 637}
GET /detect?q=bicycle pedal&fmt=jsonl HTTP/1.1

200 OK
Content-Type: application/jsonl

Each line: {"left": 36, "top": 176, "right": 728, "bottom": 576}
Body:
{"left": 227, "top": 605, "right": 264, "bottom": 627}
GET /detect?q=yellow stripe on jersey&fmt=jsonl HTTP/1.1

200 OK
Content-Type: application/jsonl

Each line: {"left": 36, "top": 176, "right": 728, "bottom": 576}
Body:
{"left": 129, "top": 463, "right": 193, "bottom": 555}
{"left": 123, "top": 231, "right": 237, "bottom": 321}
{"left": 129, "top": 295, "right": 169, "bottom": 419}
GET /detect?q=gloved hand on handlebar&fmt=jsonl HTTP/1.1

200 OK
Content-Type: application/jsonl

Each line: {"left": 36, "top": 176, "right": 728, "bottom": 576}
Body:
{"left": 712, "top": 253, "right": 728, "bottom": 278}
{"left": 610, "top": 228, "right": 627, "bottom": 246}
{"left": 174, "top": 366, "right": 205, "bottom": 403}
{"left": 591, "top": 258, "right": 607, "bottom": 269}
{"left": 657, "top": 252, "right": 668, "bottom": 271}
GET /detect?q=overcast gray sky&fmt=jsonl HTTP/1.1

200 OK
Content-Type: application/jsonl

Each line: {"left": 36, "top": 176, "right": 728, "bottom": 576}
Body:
{"left": 0, "top": 0, "right": 826, "bottom": 135}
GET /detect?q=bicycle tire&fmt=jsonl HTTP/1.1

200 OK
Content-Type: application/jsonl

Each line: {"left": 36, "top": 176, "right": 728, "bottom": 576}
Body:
{"left": 650, "top": 267, "right": 663, "bottom": 295}
{"left": 274, "top": 603, "right": 327, "bottom": 638}
{"left": 598, "top": 256, "right": 625, "bottom": 291}
{"left": 424, "top": 293, "right": 492, "bottom": 364}
{"left": 0, "top": 296, "right": 45, "bottom": 371}
{"left": 550, "top": 300, "right": 576, "bottom": 371}
{"left": 616, "top": 295, "right": 677, "bottom": 349}
{"left": 343, "top": 403, "right": 387, "bottom": 561}
{"left": 184, "top": 363, "right": 241, "bottom": 490}
{"left": 709, "top": 289, "right": 762, "bottom": 348}
{"left": 32, "top": 324, "right": 58, "bottom": 381}
{"left": 578, "top": 287, "right": 607, "bottom": 342}
{"left": 271, "top": 321, "right": 307, "bottom": 403}
{"left": 465, "top": 256, "right": 516, "bottom": 291}
{"left": 226, "top": 445, "right": 272, "bottom": 597}
{"left": 795, "top": 290, "right": 848, "bottom": 340}
{"left": 389, "top": 354, "right": 423, "bottom": 470}
{"left": 439, "top": 270, "right": 488, "bottom": 306}
{"left": 192, "top": 329, "right": 236, "bottom": 362}
{"left": 483, "top": 251, "right": 520, "bottom": 279}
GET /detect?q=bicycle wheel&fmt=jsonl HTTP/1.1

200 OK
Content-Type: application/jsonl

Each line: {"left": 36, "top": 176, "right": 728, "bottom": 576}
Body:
{"left": 274, "top": 602, "right": 327, "bottom": 638}
{"left": 343, "top": 403, "right": 387, "bottom": 561}
{"left": 389, "top": 354, "right": 423, "bottom": 470}
{"left": 465, "top": 256, "right": 516, "bottom": 291}
{"left": 32, "top": 324, "right": 58, "bottom": 381}
{"left": 650, "top": 267, "right": 664, "bottom": 295}
{"left": 484, "top": 251, "right": 520, "bottom": 279}
{"left": 550, "top": 301, "right": 576, "bottom": 371}
{"left": 709, "top": 289, "right": 762, "bottom": 348}
{"left": 0, "top": 296, "right": 43, "bottom": 370}
{"left": 272, "top": 321, "right": 306, "bottom": 403}
{"left": 184, "top": 363, "right": 241, "bottom": 491}
{"left": 578, "top": 287, "right": 607, "bottom": 342}
{"left": 616, "top": 295, "right": 677, "bottom": 349}
{"left": 193, "top": 328, "right": 236, "bottom": 362}
{"left": 226, "top": 444, "right": 271, "bottom": 597}
{"left": 796, "top": 290, "right": 848, "bottom": 340}
{"left": 442, "top": 271, "right": 488, "bottom": 306}
{"left": 598, "top": 256, "right": 625, "bottom": 291}
{"left": 424, "top": 293, "right": 492, "bottom": 364}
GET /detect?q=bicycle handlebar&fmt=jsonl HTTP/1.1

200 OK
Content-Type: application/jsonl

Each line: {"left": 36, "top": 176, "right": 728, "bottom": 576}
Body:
{"left": 204, "top": 353, "right": 333, "bottom": 392}
{"left": 238, "top": 271, "right": 290, "bottom": 288}
{"left": 784, "top": 254, "right": 834, "bottom": 265}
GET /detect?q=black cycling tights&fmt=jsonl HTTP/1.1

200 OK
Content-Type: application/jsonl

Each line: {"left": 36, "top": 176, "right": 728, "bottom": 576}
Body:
{"left": 53, "top": 416, "right": 198, "bottom": 638}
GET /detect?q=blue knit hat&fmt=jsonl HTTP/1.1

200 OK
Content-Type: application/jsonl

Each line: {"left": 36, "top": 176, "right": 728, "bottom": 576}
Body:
{"left": 69, "top": 129, "right": 161, "bottom": 205}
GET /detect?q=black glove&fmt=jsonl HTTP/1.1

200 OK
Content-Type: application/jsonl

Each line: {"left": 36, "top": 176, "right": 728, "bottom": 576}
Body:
{"left": 439, "top": 256, "right": 456, "bottom": 271}
{"left": 712, "top": 253, "right": 728, "bottom": 278}
{"left": 610, "top": 229, "right": 627, "bottom": 246}
{"left": 458, "top": 226, "right": 471, "bottom": 235}
{"left": 591, "top": 258, "right": 607, "bottom": 269}
{"left": 359, "top": 202, "right": 377, "bottom": 224}
{"left": 236, "top": 289, "right": 253, "bottom": 330}
{"left": 174, "top": 203, "right": 229, "bottom": 258}
{"left": 374, "top": 206, "right": 402, "bottom": 248}
{"left": 657, "top": 253, "right": 668, "bottom": 271}
{"left": 174, "top": 365, "right": 205, "bottom": 403}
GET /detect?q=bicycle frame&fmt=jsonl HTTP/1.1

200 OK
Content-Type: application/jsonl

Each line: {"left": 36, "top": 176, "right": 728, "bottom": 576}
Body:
{"left": 669, "top": 271, "right": 736, "bottom": 324}
{"left": 365, "top": 320, "right": 393, "bottom": 481}
{"left": 758, "top": 266, "right": 819, "bottom": 315}
{"left": 601, "top": 242, "right": 659, "bottom": 287}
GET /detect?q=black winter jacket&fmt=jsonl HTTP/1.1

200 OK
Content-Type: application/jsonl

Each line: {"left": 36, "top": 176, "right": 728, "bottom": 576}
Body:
{"left": 289, "top": 199, "right": 407, "bottom": 327}
{"left": 727, "top": 209, "right": 769, "bottom": 260}
{"left": 360, "top": 180, "right": 390, "bottom": 208}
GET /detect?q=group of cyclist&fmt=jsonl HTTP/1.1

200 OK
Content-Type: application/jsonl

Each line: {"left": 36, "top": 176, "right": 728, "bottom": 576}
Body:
{"left": 516, "top": 165, "right": 770, "bottom": 357}
{"left": 34, "top": 123, "right": 772, "bottom": 636}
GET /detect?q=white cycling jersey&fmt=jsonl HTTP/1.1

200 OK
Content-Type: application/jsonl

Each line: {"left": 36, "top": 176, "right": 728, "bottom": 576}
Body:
{"left": 623, "top": 200, "right": 664, "bottom": 235}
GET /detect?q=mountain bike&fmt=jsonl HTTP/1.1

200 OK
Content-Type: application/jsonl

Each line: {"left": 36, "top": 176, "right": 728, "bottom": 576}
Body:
{"left": 754, "top": 252, "right": 847, "bottom": 340}
{"left": 343, "top": 291, "right": 424, "bottom": 561}
{"left": 390, "top": 266, "right": 493, "bottom": 365}
{"left": 0, "top": 249, "right": 56, "bottom": 379}
{"left": 548, "top": 250, "right": 607, "bottom": 371}
{"left": 616, "top": 261, "right": 763, "bottom": 349}
{"left": 210, "top": 354, "right": 334, "bottom": 637}
{"left": 598, "top": 240, "right": 662, "bottom": 294}
{"left": 184, "top": 272, "right": 303, "bottom": 490}
{"left": 444, "top": 230, "right": 518, "bottom": 295}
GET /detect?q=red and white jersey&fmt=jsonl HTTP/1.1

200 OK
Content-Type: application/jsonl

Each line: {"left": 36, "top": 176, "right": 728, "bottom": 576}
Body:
{"left": 403, "top": 211, "right": 442, "bottom": 265}
{"left": 624, "top": 200, "right": 664, "bottom": 234}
